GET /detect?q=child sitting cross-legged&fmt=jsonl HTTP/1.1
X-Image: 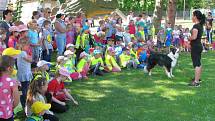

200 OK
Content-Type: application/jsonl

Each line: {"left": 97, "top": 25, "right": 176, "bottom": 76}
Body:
{"left": 64, "top": 50, "right": 82, "bottom": 80}
{"left": 77, "top": 51, "right": 90, "bottom": 79}
{"left": 47, "top": 67, "right": 78, "bottom": 113}
{"left": 105, "top": 47, "right": 121, "bottom": 72}
{"left": 90, "top": 50, "right": 106, "bottom": 76}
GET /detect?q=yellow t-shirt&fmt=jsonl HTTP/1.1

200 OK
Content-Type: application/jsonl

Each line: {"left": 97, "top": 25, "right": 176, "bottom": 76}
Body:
{"left": 77, "top": 58, "right": 87, "bottom": 72}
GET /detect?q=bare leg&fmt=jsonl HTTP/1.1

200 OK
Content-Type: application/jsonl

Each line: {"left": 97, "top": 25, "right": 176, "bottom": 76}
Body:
{"left": 194, "top": 66, "right": 202, "bottom": 83}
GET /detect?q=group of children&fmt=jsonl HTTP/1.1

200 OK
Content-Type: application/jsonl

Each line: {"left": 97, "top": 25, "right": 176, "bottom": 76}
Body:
{"left": 0, "top": 10, "right": 214, "bottom": 121}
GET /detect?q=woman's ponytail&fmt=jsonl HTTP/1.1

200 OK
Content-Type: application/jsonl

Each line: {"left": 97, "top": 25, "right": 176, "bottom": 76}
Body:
{"left": 193, "top": 10, "right": 206, "bottom": 25}
{"left": 200, "top": 14, "right": 206, "bottom": 25}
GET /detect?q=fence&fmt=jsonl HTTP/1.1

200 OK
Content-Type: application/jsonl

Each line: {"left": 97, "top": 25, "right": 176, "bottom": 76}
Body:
{"left": 122, "top": 10, "right": 192, "bottom": 20}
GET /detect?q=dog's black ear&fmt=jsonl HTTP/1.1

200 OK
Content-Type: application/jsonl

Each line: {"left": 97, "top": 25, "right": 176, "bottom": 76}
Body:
{"left": 171, "top": 48, "right": 176, "bottom": 55}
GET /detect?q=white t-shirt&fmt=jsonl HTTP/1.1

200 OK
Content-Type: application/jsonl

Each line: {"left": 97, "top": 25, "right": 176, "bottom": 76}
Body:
{"left": 173, "top": 30, "right": 180, "bottom": 39}
{"left": 183, "top": 32, "right": 191, "bottom": 42}
{"left": 116, "top": 24, "right": 124, "bottom": 37}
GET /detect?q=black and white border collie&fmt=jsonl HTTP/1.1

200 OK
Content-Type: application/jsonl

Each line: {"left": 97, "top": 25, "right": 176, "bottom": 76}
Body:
{"left": 144, "top": 48, "right": 179, "bottom": 78}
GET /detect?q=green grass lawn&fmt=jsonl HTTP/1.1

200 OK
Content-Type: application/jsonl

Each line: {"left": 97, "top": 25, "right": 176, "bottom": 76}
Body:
{"left": 15, "top": 51, "right": 215, "bottom": 121}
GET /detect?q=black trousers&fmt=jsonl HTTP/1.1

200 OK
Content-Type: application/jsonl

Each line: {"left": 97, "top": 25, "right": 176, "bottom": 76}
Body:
{"left": 43, "top": 113, "right": 59, "bottom": 121}
{"left": 50, "top": 101, "right": 69, "bottom": 113}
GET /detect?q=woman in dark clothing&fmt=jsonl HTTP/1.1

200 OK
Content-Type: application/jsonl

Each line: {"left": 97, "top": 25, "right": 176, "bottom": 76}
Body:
{"left": 188, "top": 10, "right": 205, "bottom": 87}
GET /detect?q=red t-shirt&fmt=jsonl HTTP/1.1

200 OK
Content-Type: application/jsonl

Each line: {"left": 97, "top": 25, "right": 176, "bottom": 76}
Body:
{"left": 128, "top": 24, "right": 136, "bottom": 35}
{"left": 47, "top": 79, "right": 66, "bottom": 101}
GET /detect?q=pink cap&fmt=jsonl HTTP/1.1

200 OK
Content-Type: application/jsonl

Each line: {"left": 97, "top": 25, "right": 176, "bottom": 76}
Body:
{"left": 9, "top": 26, "right": 19, "bottom": 32}
{"left": 18, "top": 24, "right": 28, "bottom": 32}
{"left": 59, "top": 67, "right": 70, "bottom": 78}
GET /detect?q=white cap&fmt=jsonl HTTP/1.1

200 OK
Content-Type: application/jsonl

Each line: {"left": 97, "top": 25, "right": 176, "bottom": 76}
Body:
{"left": 57, "top": 56, "right": 64, "bottom": 62}
{"left": 37, "top": 60, "right": 51, "bottom": 67}
{"left": 64, "top": 50, "right": 74, "bottom": 56}
{"left": 66, "top": 44, "right": 75, "bottom": 49}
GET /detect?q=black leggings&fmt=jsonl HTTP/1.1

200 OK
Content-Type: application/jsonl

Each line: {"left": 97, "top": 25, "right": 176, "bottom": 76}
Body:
{"left": 43, "top": 113, "right": 59, "bottom": 121}
{"left": 191, "top": 45, "right": 203, "bottom": 68}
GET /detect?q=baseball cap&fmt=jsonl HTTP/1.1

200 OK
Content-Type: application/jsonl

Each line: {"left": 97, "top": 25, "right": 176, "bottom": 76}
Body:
{"left": 66, "top": 44, "right": 75, "bottom": 49}
{"left": 9, "top": 26, "right": 19, "bottom": 32}
{"left": 93, "top": 50, "right": 101, "bottom": 55}
{"left": 18, "top": 24, "right": 28, "bottom": 32}
{"left": 37, "top": 60, "right": 51, "bottom": 67}
{"left": 31, "top": 101, "right": 51, "bottom": 114}
{"left": 57, "top": 56, "right": 64, "bottom": 62}
{"left": 2, "top": 48, "right": 21, "bottom": 57}
{"left": 64, "top": 50, "right": 74, "bottom": 56}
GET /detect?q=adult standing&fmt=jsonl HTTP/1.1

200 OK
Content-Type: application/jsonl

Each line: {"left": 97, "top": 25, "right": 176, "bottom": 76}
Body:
{"left": 37, "top": 8, "right": 52, "bottom": 28}
{"left": 206, "top": 12, "right": 213, "bottom": 44}
{"left": 0, "top": 9, "right": 13, "bottom": 47}
{"left": 31, "top": 11, "right": 40, "bottom": 20}
{"left": 54, "top": 11, "right": 67, "bottom": 56}
{"left": 188, "top": 10, "right": 205, "bottom": 87}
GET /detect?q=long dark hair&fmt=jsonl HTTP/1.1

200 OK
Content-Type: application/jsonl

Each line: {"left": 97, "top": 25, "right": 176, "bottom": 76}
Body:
{"left": 27, "top": 77, "right": 47, "bottom": 105}
{"left": 0, "top": 55, "right": 15, "bottom": 77}
{"left": 193, "top": 10, "right": 206, "bottom": 25}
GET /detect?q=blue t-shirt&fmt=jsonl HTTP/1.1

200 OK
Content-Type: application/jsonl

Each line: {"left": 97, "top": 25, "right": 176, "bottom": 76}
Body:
{"left": 28, "top": 29, "right": 39, "bottom": 44}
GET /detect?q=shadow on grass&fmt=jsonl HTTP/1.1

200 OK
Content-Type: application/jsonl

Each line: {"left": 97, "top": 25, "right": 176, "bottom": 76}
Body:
{"left": 15, "top": 51, "right": 215, "bottom": 121}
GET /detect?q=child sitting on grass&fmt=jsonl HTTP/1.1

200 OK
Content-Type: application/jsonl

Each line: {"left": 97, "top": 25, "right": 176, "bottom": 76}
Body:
{"left": 26, "top": 101, "right": 51, "bottom": 121}
{"left": 36, "top": 60, "right": 51, "bottom": 82}
{"left": 48, "top": 67, "right": 78, "bottom": 113}
{"left": 64, "top": 50, "right": 82, "bottom": 80}
{"left": 77, "top": 51, "right": 90, "bottom": 79}
{"left": 26, "top": 77, "right": 59, "bottom": 121}
{"left": 105, "top": 47, "right": 121, "bottom": 72}
{"left": 90, "top": 50, "right": 105, "bottom": 76}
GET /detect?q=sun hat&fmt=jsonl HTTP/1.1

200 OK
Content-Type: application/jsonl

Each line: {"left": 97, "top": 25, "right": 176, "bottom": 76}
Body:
{"left": 2, "top": 47, "right": 21, "bottom": 57}
{"left": 37, "top": 60, "right": 51, "bottom": 67}
{"left": 31, "top": 101, "right": 51, "bottom": 114}
{"left": 9, "top": 26, "right": 19, "bottom": 32}
{"left": 66, "top": 44, "right": 75, "bottom": 49}
{"left": 64, "top": 50, "right": 74, "bottom": 56}
{"left": 80, "top": 51, "right": 87, "bottom": 58}
{"left": 59, "top": 67, "right": 71, "bottom": 79}
{"left": 18, "top": 24, "right": 28, "bottom": 32}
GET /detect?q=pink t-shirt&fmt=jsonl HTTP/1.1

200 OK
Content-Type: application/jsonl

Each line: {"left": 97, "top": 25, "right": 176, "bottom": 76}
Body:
{"left": 0, "top": 74, "right": 17, "bottom": 119}
{"left": 8, "top": 36, "right": 18, "bottom": 48}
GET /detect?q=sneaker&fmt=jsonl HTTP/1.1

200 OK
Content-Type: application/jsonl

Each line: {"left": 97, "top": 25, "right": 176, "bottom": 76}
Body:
{"left": 188, "top": 81, "right": 200, "bottom": 87}
{"left": 191, "top": 78, "right": 201, "bottom": 83}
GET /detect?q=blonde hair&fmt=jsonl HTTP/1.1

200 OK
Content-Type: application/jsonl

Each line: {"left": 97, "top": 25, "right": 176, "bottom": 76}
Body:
{"left": 26, "top": 77, "right": 47, "bottom": 105}
{"left": 27, "top": 19, "right": 37, "bottom": 29}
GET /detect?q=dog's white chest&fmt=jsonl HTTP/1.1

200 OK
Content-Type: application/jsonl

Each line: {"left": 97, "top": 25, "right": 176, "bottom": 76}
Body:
{"left": 168, "top": 53, "right": 178, "bottom": 67}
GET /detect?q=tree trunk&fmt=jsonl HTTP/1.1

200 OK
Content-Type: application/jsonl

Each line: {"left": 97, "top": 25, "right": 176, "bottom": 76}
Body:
{"left": 167, "top": 0, "right": 177, "bottom": 28}
{"left": 153, "top": 0, "right": 163, "bottom": 33}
